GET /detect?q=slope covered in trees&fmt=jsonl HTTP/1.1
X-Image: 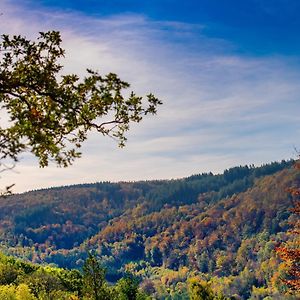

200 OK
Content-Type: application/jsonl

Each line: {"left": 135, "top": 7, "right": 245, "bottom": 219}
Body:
{"left": 0, "top": 160, "right": 299, "bottom": 298}
{"left": 0, "top": 251, "right": 153, "bottom": 299}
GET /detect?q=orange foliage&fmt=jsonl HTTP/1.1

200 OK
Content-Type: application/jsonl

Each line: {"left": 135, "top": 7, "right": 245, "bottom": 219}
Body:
{"left": 276, "top": 161, "right": 300, "bottom": 293}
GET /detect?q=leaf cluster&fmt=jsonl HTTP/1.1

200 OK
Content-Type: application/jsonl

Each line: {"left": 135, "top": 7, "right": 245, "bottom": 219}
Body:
{"left": 0, "top": 31, "right": 161, "bottom": 168}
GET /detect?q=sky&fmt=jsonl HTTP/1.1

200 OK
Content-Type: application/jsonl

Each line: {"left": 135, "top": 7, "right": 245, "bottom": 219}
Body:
{"left": 0, "top": 0, "right": 300, "bottom": 193}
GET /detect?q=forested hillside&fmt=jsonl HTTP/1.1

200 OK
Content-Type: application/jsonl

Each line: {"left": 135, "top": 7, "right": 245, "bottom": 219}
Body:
{"left": 0, "top": 251, "right": 152, "bottom": 299}
{"left": 0, "top": 160, "right": 299, "bottom": 299}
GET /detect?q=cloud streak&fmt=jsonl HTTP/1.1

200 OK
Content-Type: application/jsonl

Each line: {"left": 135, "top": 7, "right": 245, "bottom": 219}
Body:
{"left": 0, "top": 0, "right": 299, "bottom": 192}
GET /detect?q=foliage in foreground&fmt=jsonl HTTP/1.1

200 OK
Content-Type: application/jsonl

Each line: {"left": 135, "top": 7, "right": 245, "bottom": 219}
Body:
{"left": 0, "top": 251, "right": 151, "bottom": 300}
{"left": 0, "top": 251, "right": 233, "bottom": 299}
{"left": 0, "top": 30, "right": 161, "bottom": 194}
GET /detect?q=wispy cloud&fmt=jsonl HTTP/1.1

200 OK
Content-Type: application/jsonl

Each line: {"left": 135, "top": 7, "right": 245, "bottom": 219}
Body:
{"left": 0, "top": 0, "right": 299, "bottom": 192}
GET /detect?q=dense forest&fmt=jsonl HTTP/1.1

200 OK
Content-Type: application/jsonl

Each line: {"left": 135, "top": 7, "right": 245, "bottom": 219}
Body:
{"left": 0, "top": 160, "right": 299, "bottom": 299}
{"left": 0, "top": 251, "right": 153, "bottom": 299}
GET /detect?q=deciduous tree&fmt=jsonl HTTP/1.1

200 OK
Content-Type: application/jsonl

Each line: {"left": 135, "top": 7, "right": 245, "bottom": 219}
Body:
{"left": 0, "top": 31, "right": 161, "bottom": 192}
{"left": 276, "top": 161, "right": 300, "bottom": 294}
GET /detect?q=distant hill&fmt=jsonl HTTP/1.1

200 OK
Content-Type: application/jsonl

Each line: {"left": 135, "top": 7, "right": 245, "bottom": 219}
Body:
{"left": 0, "top": 159, "right": 298, "bottom": 299}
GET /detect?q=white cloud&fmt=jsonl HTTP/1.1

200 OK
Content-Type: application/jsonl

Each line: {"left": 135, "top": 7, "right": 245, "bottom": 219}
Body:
{"left": 0, "top": 0, "right": 299, "bottom": 192}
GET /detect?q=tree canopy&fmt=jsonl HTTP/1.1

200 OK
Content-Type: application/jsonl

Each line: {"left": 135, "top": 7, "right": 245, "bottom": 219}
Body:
{"left": 0, "top": 31, "right": 161, "bottom": 172}
{"left": 0, "top": 251, "right": 149, "bottom": 299}
{"left": 276, "top": 161, "right": 300, "bottom": 294}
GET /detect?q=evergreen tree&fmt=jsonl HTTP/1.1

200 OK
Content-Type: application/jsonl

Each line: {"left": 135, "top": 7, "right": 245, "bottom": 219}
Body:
{"left": 82, "top": 253, "right": 110, "bottom": 300}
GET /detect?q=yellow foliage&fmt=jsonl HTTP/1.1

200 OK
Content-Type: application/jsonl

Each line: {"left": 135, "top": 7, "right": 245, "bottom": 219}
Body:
{"left": 160, "top": 267, "right": 189, "bottom": 286}
{"left": 251, "top": 285, "right": 269, "bottom": 298}
{"left": 15, "top": 284, "right": 36, "bottom": 300}
{"left": 0, "top": 285, "right": 16, "bottom": 300}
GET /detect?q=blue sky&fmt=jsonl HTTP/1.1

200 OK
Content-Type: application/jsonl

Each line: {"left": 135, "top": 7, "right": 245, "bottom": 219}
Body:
{"left": 1, "top": 0, "right": 300, "bottom": 192}
{"left": 25, "top": 0, "right": 300, "bottom": 55}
